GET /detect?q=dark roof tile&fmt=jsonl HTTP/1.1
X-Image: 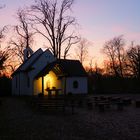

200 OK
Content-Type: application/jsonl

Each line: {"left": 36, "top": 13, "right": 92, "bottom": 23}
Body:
{"left": 36, "top": 59, "right": 87, "bottom": 78}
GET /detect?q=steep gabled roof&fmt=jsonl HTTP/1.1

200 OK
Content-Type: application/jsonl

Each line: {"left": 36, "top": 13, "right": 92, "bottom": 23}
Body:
{"left": 36, "top": 59, "right": 87, "bottom": 78}
{"left": 12, "top": 48, "right": 44, "bottom": 76}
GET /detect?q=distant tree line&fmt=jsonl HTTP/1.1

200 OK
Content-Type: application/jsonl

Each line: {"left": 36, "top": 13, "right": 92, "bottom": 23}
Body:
{"left": 102, "top": 35, "right": 140, "bottom": 79}
{"left": 88, "top": 36, "right": 140, "bottom": 94}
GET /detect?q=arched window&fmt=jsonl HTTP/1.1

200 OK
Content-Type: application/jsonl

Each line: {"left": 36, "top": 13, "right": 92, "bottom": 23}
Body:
{"left": 73, "top": 81, "right": 78, "bottom": 89}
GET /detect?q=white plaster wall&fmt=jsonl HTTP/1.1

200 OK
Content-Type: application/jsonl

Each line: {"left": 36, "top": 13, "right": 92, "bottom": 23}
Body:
{"left": 12, "top": 49, "right": 56, "bottom": 96}
{"left": 20, "top": 73, "right": 27, "bottom": 95}
{"left": 30, "top": 50, "right": 56, "bottom": 79}
{"left": 34, "top": 77, "right": 42, "bottom": 95}
{"left": 21, "top": 48, "right": 43, "bottom": 70}
{"left": 66, "top": 77, "right": 88, "bottom": 94}
{"left": 20, "top": 73, "right": 33, "bottom": 95}
{"left": 12, "top": 74, "right": 19, "bottom": 95}
{"left": 12, "top": 72, "right": 33, "bottom": 96}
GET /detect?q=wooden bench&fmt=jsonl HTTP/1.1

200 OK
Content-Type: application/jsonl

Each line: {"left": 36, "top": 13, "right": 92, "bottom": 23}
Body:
{"left": 31, "top": 96, "right": 65, "bottom": 113}
{"left": 111, "top": 97, "right": 121, "bottom": 103}
{"left": 34, "top": 96, "right": 78, "bottom": 114}
{"left": 39, "top": 103, "right": 65, "bottom": 112}
{"left": 97, "top": 102, "right": 110, "bottom": 112}
{"left": 122, "top": 98, "right": 132, "bottom": 106}
{"left": 38, "top": 99, "right": 66, "bottom": 113}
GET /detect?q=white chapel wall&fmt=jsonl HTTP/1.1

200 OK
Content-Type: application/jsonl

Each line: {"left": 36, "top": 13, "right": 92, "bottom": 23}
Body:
{"left": 66, "top": 77, "right": 88, "bottom": 94}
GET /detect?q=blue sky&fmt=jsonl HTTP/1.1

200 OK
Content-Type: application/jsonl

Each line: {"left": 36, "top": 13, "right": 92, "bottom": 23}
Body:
{"left": 1, "top": 0, "right": 140, "bottom": 65}
{"left": 73, "top": 0, "right": 140, "bottom": 40}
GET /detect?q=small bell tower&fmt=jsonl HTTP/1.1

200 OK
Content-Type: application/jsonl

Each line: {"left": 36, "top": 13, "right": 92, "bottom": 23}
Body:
{"left": 23, "top": 47, "right": 34, "bottom": 61}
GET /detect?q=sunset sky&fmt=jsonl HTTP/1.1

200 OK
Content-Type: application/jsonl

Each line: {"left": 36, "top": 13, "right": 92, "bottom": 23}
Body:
{"left": 0, "top": 0, "right": 140, "bottom": 66}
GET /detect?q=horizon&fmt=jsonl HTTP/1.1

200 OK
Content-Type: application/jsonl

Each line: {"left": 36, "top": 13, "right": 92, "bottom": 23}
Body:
{"left": 1, "top": 0, "right": 140, "bottom": 67}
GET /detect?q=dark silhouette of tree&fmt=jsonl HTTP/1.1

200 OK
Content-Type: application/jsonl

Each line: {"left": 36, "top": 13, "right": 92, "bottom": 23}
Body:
{"left": 0, "top": 48, "right": 9, "bottom": 76}
{"left": 0, "top": 27, "right": 10, "bottom": 76}
{"left": 102, "top": 36, "right": 126, "bottom": 78}
{"left": 0, "top": 6, "right": 14, "bottom": 76}
{"left": 29, "top": 0, "right": 79, "bottom": 59}
{"left": 88, "top": 58, "right": 94, "bottom": 74}
{"left": 75, "top": 38, "right": 89, "bottom": 65}
{"left": 10, "top": 9, "right": 34, "bottom": 64}
{"left": 0, "top": 27, "right": 5, "bottom": 40}
{"left": 127, "top": 44, "right": 140, "bottom": 78}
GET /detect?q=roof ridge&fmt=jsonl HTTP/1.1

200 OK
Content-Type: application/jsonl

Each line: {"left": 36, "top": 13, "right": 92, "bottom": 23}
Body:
{"left": 12, "top": 48, "right": 43, "bottom": 76}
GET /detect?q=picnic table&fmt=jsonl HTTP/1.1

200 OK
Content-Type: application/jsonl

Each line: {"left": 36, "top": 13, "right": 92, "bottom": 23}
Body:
{"left": 97, "top": 101, "right": 110, "bottom": 112}
{"left": 93, "top": 96, "right": 126, "bottom": 112}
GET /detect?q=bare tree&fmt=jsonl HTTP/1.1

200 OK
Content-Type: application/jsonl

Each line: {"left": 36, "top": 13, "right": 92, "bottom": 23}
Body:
{"left": 10, "top": 9, "right": 34, "bottom": 64}
{"left": 102, "top": 36, "right": 126, "bottom": 78}
{"left": 0, "top": 47, "right": 11, "bottom": 75}
{"left": 29, "top": 0, "right": 79, "bottom": 59}
{"left": 0, "top": 27, "right": 10, "bottom": 76}
{"left": 75, "top": 38, "right": 89, "bottom": 65}
{"left": 0, "top": 26, "right": 7, "bottom": 41}
{"left": 0, "top": 5, "right": 19, "bottom": 76}
{"left": 127, "top": 44, "right": 140, "bottom": 78}
{"left": 88, "top": 58, "right": 94, "bottom": 74}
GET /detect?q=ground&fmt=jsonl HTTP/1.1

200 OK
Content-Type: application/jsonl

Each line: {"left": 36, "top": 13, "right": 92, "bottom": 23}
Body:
{"left": 0, "top": 94, "right": 140, "bottom": 140}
